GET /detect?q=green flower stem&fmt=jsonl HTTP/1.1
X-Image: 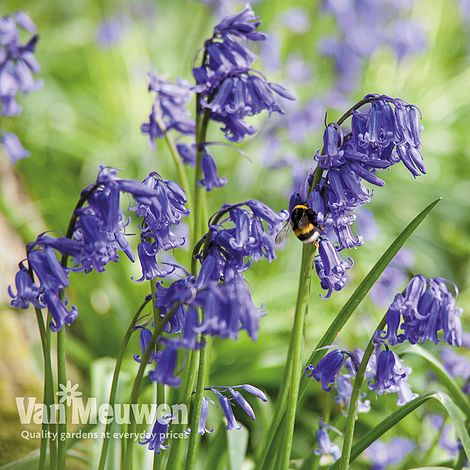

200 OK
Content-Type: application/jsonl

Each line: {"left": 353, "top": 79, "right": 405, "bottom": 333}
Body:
{"left": 150, "top": 279, "right": 167, "bottom": 470}
{"left": 56, "top": 328, "right": 67, "bottom": 470}
{"left": 153, "top": 383, "right": 166, "bottom": 470}
{"left": 97, "top": 297, "right": 151, "bottom": 470}
{"left": 184, "top": 337, "right": 211, "bottom": 470}
{"left": 277, "top": 243, "right": 316, "bottom": 470}
{"left": 163, "top": 131, "right": 191, "bottom": 204}
{"left": 181, "top": 103, "right": 212, "bottom": 470}
{"left": 123, "top": 301, "right": 187, "bottom": 469}
{"left": 34, "top": 307, "right": 56, "bottom": 470}
{"left": 164, "top": 349, "right": 199, "bottom": 469}
{"left": 338, "top": 315, "right": 387, "bottom": 470}
{"left": 192, "top": 110, "right": 211, "bottom": 245}
{"left": 257, "top": 329, "right": 295, "bottom": 470}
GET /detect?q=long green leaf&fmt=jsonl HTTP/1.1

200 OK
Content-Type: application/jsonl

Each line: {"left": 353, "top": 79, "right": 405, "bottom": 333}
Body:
{"left": 402, "top": 345, "right": 470, "bottom": 417}
{"left": 257, "top": 198, "right": 442, "bottom": 470}
{"left": 329, "top": 392, "right": 470, "bottom": 469}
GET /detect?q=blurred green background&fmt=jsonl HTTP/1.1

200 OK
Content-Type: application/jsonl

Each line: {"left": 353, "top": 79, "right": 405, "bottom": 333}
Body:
{"left": 1, "top": 0, "right": 470, "bottom": 468}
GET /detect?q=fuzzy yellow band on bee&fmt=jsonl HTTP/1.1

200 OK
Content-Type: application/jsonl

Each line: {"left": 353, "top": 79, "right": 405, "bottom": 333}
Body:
{"left": 293, "top": 224, "right": 315, "bottom": 236}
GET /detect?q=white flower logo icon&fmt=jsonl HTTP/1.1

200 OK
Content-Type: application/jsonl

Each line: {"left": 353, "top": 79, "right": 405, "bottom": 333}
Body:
{"left": 57, "top": 380, "right": 82, "bottom": 406}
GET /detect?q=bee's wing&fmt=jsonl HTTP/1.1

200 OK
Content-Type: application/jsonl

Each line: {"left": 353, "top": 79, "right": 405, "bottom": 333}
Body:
{"left": 275, "top": 221, "right": 291, "bottom": 245}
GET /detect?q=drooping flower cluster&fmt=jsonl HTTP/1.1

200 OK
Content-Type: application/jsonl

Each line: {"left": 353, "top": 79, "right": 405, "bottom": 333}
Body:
{"left": 379, "top": 275, "right": 463, "bottom": 347}
{"left": 1, "top": 11, "right": 41, "bottom": 162}
{"left": 140, "top": 199, "right": 287, "bottom": 387}
{"left": 198, "top": 384, "right": 267, "bottom": 433}
{"left": 314, "top": 94, "right": 425, "bottom": 246}
{"left": 132, "top": 172, "right": 190, "bottom": 281}
{"left": 141, "top": 74, "right": 195, "bottom": 147}
{"left": 140, "top": 6, "right": 294, "bottom": 192}
{"left": 366, "top": 274, "right": 464, "bottom": 406}
{"left": 294, "top": 94, "right": 425, "bottom": 297}
{"left": 189, "top": 6, "right": 295, "bottom": 190}
{"left": 8, "top": 167, "right": 189, "bottom": 331}
{"left": 194, "top": 6, "right": 294, "bottom": 143}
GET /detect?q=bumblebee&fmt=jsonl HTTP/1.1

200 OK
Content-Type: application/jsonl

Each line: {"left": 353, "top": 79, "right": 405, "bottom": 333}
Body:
{"left": 275, "top": 203, "right": 321, "bottom": 246}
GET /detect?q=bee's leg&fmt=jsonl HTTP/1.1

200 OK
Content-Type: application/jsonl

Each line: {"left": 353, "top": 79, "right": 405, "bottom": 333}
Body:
{"left": 312, "top": 231, "right": 321, "bottom": 249}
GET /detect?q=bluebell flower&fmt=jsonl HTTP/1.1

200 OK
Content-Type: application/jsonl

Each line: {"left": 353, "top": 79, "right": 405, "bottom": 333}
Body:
{"left": 368, "top": 347, "right": 407, "bottom": 394}
{"left": 214, "top": 6, "right": 266, "bottom": 41}
{"left": 240, "top": 383, "right": 267, "bottom": 402}
{"left": 1, "top": 132, "right": 30, "bottom": 162}
{"left": 378, "top": 295, "right": 405, "bottom": 346}
{"left": 28, "top": 247, "right": 70, "bottom": 292}
{"left": 198, "top": 150, "right": 227, "bottom": 191}
{"left": 366, "top": 437, "right": 415, "bottom": 470}
{"left": 42, "top": 291, "right": 78, "bottom": 332}
{"left": 139, "top": 415, "right": 171, "bottom": 454}
{"left": 229, "top": 388, "right": 255, "bottom": 420}
{"left": 8, "top": 262, "right": 43, "bottom": 309}
{"left": 133, "top": 325, "right": 159, "bottom": 364}
{"left": 149, "top": 344, "right": 181, "bottom": 387}
{"left": 141, "top": 73, "right": 195, "bottom": 147}
{"left": 176, "top": 142, "right": 196, "bottom": 166}
{"left": 206, "top": 200, "right": 287, "bottom": 268}
{"left": 305, "top": 349, "right": 348, "bottom": 391}
{"left": 71, "top": 167, "right": 175, "bottom": 273}
{"left": 216, "top": 392, "right": 241, "bottom": 430}
{"left": 314, "top": 238, "right": 353, "bottom": 298}
{"left": 335, "top": 373, "right": 370, "bottom": 414}
{"left": 304, "top": 95, "right": 425, "bottom": 272}
{"left": 0, "top": 12, "right": 40, "bottom": 113}
{"left": 314, "top": 420, "right": 341, "bottom": 462}
{"left": 195, "top": 269, "right": 263, "bottom": 340}
{"left": 9, "top": 242, "right": 77, "bottom": 331}
{"left": 135, "top": 240, "right": 174, "bottom": 282}
{"left": 154, "top": 276, "right": 197, "bottom": 334}
{"left": 198, "top": 396, "right": 213, "bottom": 435}
{"left": 73, "top": 209, "right": 129, "bottom": 273}
{"left": 133, "top": 172, "right": 189, "bottom": 251}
